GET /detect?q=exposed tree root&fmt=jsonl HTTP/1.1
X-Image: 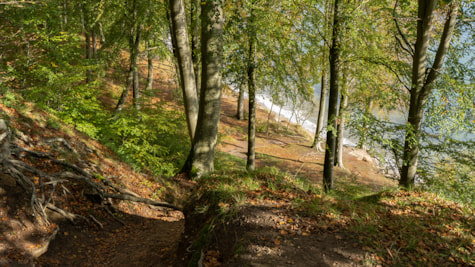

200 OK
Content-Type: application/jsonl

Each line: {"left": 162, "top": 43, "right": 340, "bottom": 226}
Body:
{"left": 0, "top": 119, "right": 181, "bottom": 225}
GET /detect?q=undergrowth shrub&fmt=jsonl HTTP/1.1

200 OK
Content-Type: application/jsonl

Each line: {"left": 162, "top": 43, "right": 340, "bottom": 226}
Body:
{"left": 424, "top": 161, "right": 475, "bottom": 206}
{"left": 100, "top": 107, "right": 189, "bottom": 177}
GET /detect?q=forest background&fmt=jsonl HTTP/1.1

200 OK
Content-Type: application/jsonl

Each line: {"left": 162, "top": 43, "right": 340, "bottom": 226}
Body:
{"left": 1, "top": 0, "right": 473, "bottom": 201}
{"left": 0, "top": 0, "right": 474, "bottom": 265}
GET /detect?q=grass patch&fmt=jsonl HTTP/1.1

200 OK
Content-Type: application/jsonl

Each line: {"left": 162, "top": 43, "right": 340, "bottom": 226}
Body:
{"left": 295, "top": 186, "right": 474, "bottom": 266}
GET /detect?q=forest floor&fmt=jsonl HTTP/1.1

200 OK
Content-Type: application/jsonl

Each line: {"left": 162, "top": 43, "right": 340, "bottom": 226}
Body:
{"left": 174, "top": 92, "right": 398, "bottom": 267}
{"left": 1, "top": 58, "right": 473, "bottom": 266}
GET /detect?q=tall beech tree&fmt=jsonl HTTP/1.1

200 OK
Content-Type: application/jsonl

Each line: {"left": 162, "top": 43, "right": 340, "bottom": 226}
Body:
{"left": 246, "top": 6, "right": 257, "bottom": 171}
{"left": 186, "top": 0, "right": 224, "bottom": 177}
{"left": 323, "top": 0, "right": 343, "bottom": 192}
{"left": 310, "top": 0, "right": 332, "bottom": 152}
{"left": 400, "top": 0, "right": 459, "bottom": 188}
{"left": 168, "top": 0, "right": 199, "bottom": 141}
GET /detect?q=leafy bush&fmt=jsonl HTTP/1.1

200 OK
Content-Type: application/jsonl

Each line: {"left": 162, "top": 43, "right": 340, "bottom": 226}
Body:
{"left": 100, "top": 107, "right": 189, "bottom": 177}
{"left": 424, "top": 160, "right": 475, "bottom": 206}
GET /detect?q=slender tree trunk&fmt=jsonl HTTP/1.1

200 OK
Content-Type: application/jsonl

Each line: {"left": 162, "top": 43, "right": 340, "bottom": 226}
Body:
{"left": 132, "top": 28, "right": 142, "bottom": 111}
{"left": 236, "top": 82, "right": 245, "bottom": 120}
{"left": 265, "top": 101, "right": 274, "bottom": 137}
{"left": 169, "top": 0, "right": 199, "bottom": 141}
{"left": 80, "top": 1, "right": 93, "bottom": 83}
{"left": 62, "top": 0, "right": 68, "bottom": 30}
{"left": 311, "top": 69, "right": 327, "bottom": 151}
{"left": 277, "top": 106, "right": 283, "bottom": 130}
{"left": 323, "top": 0, "right": 342, "bottom": 193}
{"left": 115, "top": 10, "right": 142, "bottom": 113}
{"left": 21, "top": 42, "right": 31, "bottom": 89}
{"left": 145, "top": 41, "right": 154, "bottom": 91}
{"left": 287, "top": 110, "right": 294, "bottom": 129}
{"left": 115, "top": 70, "right": 134, "bottom": 113}
{"left": 246, "top": 8, "right": 257, "bottom": 172}
{"left": 187, "top": 0, "right": 223, "bottom": 177}
{"left": 92, "top": 29, "right": 97, "bottom": 57}
{"left": 85, "top": 32, "right": 92, "bottom": 83}
{"left": 335, "top": 90, "right": 348, "bottom": 168}
{"left": 98, "top": 22, "right": 106, "bottom": 44}
{"left": 191, "top": 0, "right": 201, "bottom": 94}
{"left": 356, "top": 99, "right": 372, "bottom": 149}
{"left": 400, "top": 1, "right": 458, "bottom": 188}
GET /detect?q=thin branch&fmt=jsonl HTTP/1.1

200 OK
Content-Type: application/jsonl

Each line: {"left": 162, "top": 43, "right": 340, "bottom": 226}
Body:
{"left": 0, "top": 1, "right": 38, "bottom": 4}
{"left": 103, "top": 193, "right": 182, "bottom": 211}
{"left": 393, "top": 0, "right": 414, "bottom": 57}
{"left": 395, "top": 35, "right": 414, "bottom": 56}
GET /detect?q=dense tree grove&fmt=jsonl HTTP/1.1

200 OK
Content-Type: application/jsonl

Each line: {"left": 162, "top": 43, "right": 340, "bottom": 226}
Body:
{"left": 0, "top": 0, "right": 473, "bottom": 196}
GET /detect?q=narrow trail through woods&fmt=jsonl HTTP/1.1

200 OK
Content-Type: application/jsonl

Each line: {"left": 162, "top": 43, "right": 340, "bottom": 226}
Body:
{"left": 1, "top": 58, "right": 395, "bottom": 266}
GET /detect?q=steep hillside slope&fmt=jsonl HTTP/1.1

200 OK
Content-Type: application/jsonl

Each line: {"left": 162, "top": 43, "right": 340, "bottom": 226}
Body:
{"left": 0, "top": 102, "right": 184, "bottom": 266}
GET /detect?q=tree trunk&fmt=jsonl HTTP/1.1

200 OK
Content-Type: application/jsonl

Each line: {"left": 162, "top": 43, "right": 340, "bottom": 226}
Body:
{"left": 236, "top": 82, "right": 245, "bottom": 120}
{"left": 277, "top": 106, "right": 283, "bottom": 130}
{"left": 85, "top": 32, "right": 92, "bottom": 83}
{"left": 400, "top": 0, "right": 458, "bottom": 188}
{"left": 323, "top": 0, "right": 342, "bottom": 193}
{"left": 62, "top": 0, "right": 68, "bottom": 30}
{"left": 265, "top": 101, "right": 274, "bottom": 137}
{"left": 188, "top": 0, "right": 223, "bottom": 177}
{"left": 191, "top": 0, "right": 201, "bottom": 94}
{"left": 115, "top": 70, "right": 134, "bottom": 113}
{"left": 145, "top": 40, "right": 154, "bottom": 91}
{"left": 335, "top": 90, "right": 348, "bottom": 168}
{"left": 246, "top": 13, "right": 256, "bottom": 172}
{"left": 80, "top": 1, "right": 93, "bottom": 83}
{"left": 131, "top": 27, "right": 142, "bottom": 111}
{"left": 169, "top": 0, "right": 199, "bottom": 141}
{"left": 116, "top": 18, "right": 142, "bottom": 113}
{"left": 311, "top": 69, "right": 327, "bottom": 151}
{"left": 356, "top": 99, "right": 372, "bottom": 150}
{"left": 92, "top": 29, "right": 97, "bottom": 57}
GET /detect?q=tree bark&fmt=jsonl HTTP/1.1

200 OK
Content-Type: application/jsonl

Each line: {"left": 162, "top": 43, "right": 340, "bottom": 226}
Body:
{"left": 335, "top": 89, "right": 348, "bottom": 169}
{"left": 187, "top": 0, "right": 223, "bottom": 177}
{"left": 169, "top": 0, "right": 199, "bottom": 141}
{"left": 356, "top": 99, "right": 372, "bottom": 150}
{"left": 115, "top": 2, "right": 142, "bottom": 113}
{"left": 191, "top": 0, "right": 201, "bottom": 94}
{"left": 265, "top": 101, "right": 274, "bottom": 137}
{"left": 132, "top": 28, "right": 141, "bottom": 111}
{"left": 236, "top": 82, "right": 245, "bottom": 120}
{"left": 400, "top": 1, "right": 458, "bottom": 188}
{"left": 323, "top": 0, "right": 342, "bottom": 193}
{"left": 311, "top": 69, "right": 327, "bottom": 152}
{"left": 246, "top": 13, "right": 256, "bottom": 171}
{"left": 145, "top": 40, "right": 154, "bottom": 91}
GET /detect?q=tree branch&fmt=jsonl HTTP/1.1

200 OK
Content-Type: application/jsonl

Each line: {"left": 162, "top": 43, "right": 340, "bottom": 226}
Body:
{"left": 425, "top": 2, "right": 459, "bottom": 89}
{"left": 393, "top": 0, "right": 414, "bottom": 57}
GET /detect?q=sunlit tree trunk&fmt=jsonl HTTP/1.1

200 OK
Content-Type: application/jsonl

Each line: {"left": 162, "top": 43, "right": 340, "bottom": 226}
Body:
{"left": 400, "top": 1, "right": 458, "bottom": 188}
{"left": 236, "top": 82, "right": 245, "bottom": 120}
{"left": 335, "top": 89, "right": 348, "bottom": 169}
{"left": 265, "top": 101, "right": 274, "bottom": 137}
{"left": 169, "top": 0, "right": 199, "bottom": 140}
{"left": 145, "top": 40, "right": 154, "bottom": 91}
{"left": 311, "top": 69, "right": 327, "bottom": 152}
{"left": 187, "top": 0, "right": 223, "bottom": 177}
{"left": 246, "top": 11, "right": 256, "bottom": 171}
